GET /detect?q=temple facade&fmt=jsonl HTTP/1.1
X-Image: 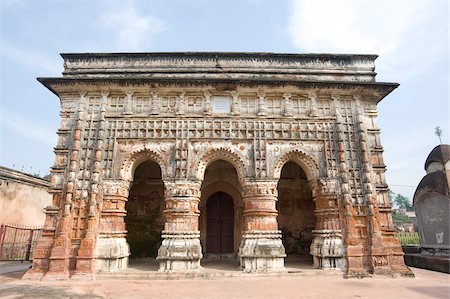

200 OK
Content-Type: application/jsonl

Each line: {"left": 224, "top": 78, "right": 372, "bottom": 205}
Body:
{"left": 24, "top": 52, "right": 411, "bottom": 280}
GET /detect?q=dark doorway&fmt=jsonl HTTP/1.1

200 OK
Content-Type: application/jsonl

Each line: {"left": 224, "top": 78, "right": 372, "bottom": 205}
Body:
{"left": 277, "top": 161, "right": 315, "bottom": 262}
{"left": 206, "top": 192, "right": 234, "bottom": 253}
{"left": 125, "top": 160, "right": 164, "bottom": 258}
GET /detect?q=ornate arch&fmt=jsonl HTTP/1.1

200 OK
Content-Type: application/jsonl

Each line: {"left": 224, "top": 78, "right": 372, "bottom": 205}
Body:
{"left": 120, "top": 148, "right": 167, "bottom": 182}
{"left": 192, "top": 146, "right": 247, "bottom": 184}
{"left": 273, "top": 149, "right": 320, "bottom": 181}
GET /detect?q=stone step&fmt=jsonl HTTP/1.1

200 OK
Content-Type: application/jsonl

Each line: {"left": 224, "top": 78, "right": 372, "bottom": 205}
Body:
{"left": 97, "top": 269, "right": 342, "bottom": 280}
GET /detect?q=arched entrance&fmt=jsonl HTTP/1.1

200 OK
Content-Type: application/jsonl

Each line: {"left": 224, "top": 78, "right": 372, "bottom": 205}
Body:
{"left": 206, "top": 192, "right": 234, "bottom": 254}
{"left": 125, "top": 160, "right": 164, "bottom": 258}
{"left": 200, "top": 159, "right": 243, "bottom": 259}
{"left": 277, "top": 161, "right": 315, "bottom": 265}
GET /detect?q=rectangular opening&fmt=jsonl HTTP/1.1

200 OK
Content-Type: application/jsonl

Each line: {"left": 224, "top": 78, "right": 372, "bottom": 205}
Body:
{"left": 212, "top": 96, "right": 231, "bottom": 114}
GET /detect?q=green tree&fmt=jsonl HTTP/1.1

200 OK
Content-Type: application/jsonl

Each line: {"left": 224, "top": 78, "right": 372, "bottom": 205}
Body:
{"left": 394, "top": 194, "right": 413, "bottom": 211}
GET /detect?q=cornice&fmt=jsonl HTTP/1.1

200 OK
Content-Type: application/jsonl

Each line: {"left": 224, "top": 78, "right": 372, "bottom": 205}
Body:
{"left": 37, "top": 77, "right": 398, "bottom": 103}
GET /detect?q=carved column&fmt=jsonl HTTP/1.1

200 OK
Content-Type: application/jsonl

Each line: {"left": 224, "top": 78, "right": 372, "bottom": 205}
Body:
{"left": 308, "top": 91, "right": 318, "bottom": 117}
{"left": 150, "top": 91, "right": 159, "bottom": 115}
{"left": 257, "top": 90, "right": 267, "bottom": 116}
{"left": 123, "top": 92, "right": 133, "bottom": 115}
{"left": 24, "top": 108, "right": 73, "bottom": 280}
{"left": 176, "top": 92, "right": 186, "bottom": 115}
{"left": 354, "top": 100, "right": 412, "bottom": 276}
{"left": 203, "top": 91, "right": 212, "bottom": 116}
{"left": 309, "top": 179, "right": 345, "bottom": 270}
{"left": 335, "top": 109, "right": 369, "bottom": 277}
{"left": 41, "top": 101, "right": 85, "bottom": 280}
{"left": 282, "top": 93, "right": 293, "bottom": 117}
{"left": 239, "top": 180, "right": 286, "bottom": 272}
{"left": 230, "top": 90, "right": 240, "bottom": 116}
{"left": 157, "top": 180, "right": 202, "bottom": 271}
{"left": 94, "top": 179, "right": 131, "bottom": 272}
{"left": 73, "top": 97, "right": 108, "bottom": 279}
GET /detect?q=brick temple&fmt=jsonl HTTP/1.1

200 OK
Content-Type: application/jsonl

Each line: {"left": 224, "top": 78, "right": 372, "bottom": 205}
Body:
{"left": 24, "top": 52, "right": 412, "bottom": 280}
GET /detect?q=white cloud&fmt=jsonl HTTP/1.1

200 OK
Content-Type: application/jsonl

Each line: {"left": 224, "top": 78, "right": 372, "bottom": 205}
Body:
{"left": 100, "top": 4, "right": 166, "bottom": 51}
{"left": 288, "top": 0, "right": 448, "bottom": 81}
{"left": 0, "top": 108, "right": 56, "bottom": 146}
{"left": 0, "top": 43, "right": 61, "bottom": 74}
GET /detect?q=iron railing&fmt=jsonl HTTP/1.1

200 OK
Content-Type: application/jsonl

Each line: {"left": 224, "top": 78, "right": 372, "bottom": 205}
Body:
{"left": 0, "top": 224, "right": 43, "bottom": 261}
{"left": 396, "top": 232, "right": 420, "bottom": 246}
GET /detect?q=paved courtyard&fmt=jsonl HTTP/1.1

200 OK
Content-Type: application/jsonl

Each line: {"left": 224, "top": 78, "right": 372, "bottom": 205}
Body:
{"left": 0, "top": 262, "right": 448, "bottom": 299}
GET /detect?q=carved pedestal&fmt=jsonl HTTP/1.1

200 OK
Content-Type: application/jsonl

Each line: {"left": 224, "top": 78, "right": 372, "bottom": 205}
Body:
{"left": 310, "top": 230, "right": 345, "bottom": 270}
{"left": 41, "top": 234, "right": 71, "bottom": 280}
{"left": 371, "top": 230, "right": 413, "bottom": 276}
{"left": 239, "top": 231, "right": 286, "bottom": 271}
{"left": 157, "top": 231, "right": 202, "bottom": 271}
{"left": 23, "top": 204, "right": 59, "bottom": 280}
{"left": 95, "top": 180, "right": 130, "bottom": 272}
{"left": 94, "top": 237, "right": 129, "bottom": 272}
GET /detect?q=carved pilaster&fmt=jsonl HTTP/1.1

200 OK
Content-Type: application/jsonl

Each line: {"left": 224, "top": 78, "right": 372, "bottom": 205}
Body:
{"left": 157, "top": 180, "right": 202, "bottom": 271}
{"left": 308, "top": 91, "right": 318, "bottom": 117}
{"left": 40, "top": 100, "right": 86, "bottom": 280}
{"left": 175, "top": 138, "right": 189, "bottom": 179}
{"left": 123, "top": 92, "right": 133, "bottom": 115}
{"left": 176, "top": 92, "right": 186, "bottom": 115}
{"left": 150, "top": 91, "right": 159, "bottom": 115}
{"left": 282, "top": 93, "right": 293, "bottom": 117}
{"left": 332, "top": 94, "right": 340, "bottom": 116}
{"left": 203, "top": 91, "right": 212, "bottom": 115}
{"left": 354, "top": 98, "right": 412, "bottom": 276}
{"left": 257, "top": 90, "right": 267, "bottom": 116}
{"left": 230, "top": 90, "right": 240, "bottom": 116}
{"left": 335, "top": 112, "right": 369, "bottom": 277}
{"left": 239, "top": 180, "right": 286, "bottom": 271}
{"left": 73, "top": 97, "right": 108, "bottom": 279}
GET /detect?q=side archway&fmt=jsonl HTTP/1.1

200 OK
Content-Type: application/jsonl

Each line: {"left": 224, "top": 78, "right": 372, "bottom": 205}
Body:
{"left": 273, "top": 149, "right": 320, "bottom": 181}
{"left": 121, "top": 148, "right": 168, "bottom": 182}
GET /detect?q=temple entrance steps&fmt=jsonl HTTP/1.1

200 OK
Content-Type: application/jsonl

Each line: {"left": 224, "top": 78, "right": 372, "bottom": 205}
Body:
{"left": 97, "top": 257, "right": 342, "bottom": 280}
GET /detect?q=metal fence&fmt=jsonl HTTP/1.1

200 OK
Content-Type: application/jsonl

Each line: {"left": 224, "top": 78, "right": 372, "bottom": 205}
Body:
{"left": 396, "top": 232, "right": 420, "bottom": 246}
{"left": 0, "top": 224, "right": 43, "bottom": 261}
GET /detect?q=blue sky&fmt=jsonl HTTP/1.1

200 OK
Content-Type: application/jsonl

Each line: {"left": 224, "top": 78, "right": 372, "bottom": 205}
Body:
{"left": 0, "top": 0, "right": 448, "bottom": 201}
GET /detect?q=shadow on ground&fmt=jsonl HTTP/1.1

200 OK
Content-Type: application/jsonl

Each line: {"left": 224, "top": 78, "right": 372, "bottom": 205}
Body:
{"left": 0, "top": 284, "right": 103, "bottom": 299}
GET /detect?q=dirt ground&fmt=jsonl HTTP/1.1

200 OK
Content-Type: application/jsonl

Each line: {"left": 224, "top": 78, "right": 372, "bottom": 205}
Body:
{"left": 0, "top": 262, "right": 449, "bottom": 299}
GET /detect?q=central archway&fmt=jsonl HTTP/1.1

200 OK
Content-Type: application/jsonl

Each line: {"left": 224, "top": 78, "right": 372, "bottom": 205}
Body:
{"left": 200, "top": 159, "right": 243, "bottom": 260}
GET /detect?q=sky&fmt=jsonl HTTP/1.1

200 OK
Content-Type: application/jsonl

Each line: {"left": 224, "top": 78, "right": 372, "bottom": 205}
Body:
{"left": 0, "top": 0, "right": 448, "bottom": 201}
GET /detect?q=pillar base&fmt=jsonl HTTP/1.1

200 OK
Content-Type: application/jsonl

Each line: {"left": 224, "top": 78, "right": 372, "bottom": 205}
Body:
{"left": 239, "top": 231, "right": 286, "bottom": 272}
{"left": 22, "top": 269, "right": 46, "bottom": 281}
{"left": 157, "top": 231, "right": 202, "bottom": 272}
{"left": 94, "top": 237, "right": 129, "bottom": 272}
{"left": 310, "top": 230, "right": 345, "bottom": 270}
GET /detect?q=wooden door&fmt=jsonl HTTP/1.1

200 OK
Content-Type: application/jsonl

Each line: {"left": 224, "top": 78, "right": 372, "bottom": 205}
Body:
{"left": 206, "top": 192, "right": 234, "bottom": 253}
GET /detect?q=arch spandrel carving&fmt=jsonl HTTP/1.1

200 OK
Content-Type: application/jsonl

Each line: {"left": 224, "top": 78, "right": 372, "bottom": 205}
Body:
{"left": 191, "top": 144, "right": 248, "bottom": 184}
{"left": 273, "top": 148, "right": 320, "bottom": 181}
{"left": 120, "top": 145, "right": 170, "bottom": 182}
